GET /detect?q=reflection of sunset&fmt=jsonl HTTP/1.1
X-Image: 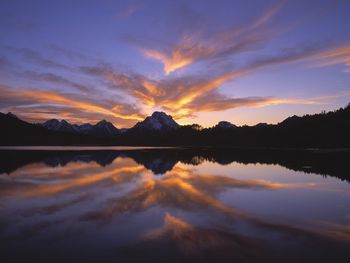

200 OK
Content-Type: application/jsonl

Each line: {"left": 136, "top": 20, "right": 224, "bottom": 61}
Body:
{"left": 78, "top": 162, "right": 327, "bottom": 222}
{"left": 1, "top": 152, "right": 350, "bottom": 262}
{"left": 1, "top": 0, "right": 350, "bottom": 261}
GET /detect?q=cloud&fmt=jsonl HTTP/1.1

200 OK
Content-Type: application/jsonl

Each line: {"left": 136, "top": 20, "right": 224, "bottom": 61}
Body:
{"left": 116, "top": 2, "right": 143, "bottom": 19}
{"left": 0, "top": 85, "right": 145, "bottom": 126}
{"left": 19, "top": 71, "right": 93, "bottom": 93}
{"left": 5, "top": 46, "right": 71, "bottom": 70}
{"left": 0, "top": 55, "right": 13, "bottom": 68}
{"left": 139, "top": 1, "right": 283, "bottom": 74}
{"left": 312, "top": 45, "right": 350, "bottom": 72}
{"left": 141, "top": 35, "right": 214, "bottom": 75}
{"left": 48, "top": 45, "right": 92, "bottom": 62}
{"left": 82, "top": 43, "right": 330, "bottom": 121}
{"left": 2, "top": 22, "right": 346, "bottom": 127}
{"left": 184, "top": 92, "right": 282, "bottom": 113}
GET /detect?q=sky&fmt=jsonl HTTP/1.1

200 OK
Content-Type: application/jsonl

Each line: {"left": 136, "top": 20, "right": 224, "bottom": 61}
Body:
{"left": 1, "top": 0, "right": 350, "bottom": 128}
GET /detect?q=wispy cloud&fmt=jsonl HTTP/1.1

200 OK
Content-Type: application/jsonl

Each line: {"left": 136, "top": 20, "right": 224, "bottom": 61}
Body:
{"left": 5, "top": 46, "right": 71, "bottom": 70}
{"left": 139, "top": 1, "right": 283, "bottom": 74}
{"left": 2, "top": 39, "right": 341, "bottom": 126}
{"left": 0, "top": 55, "right": 13, "bottom": 69}
{"left": 19, "top": 71, "right": 93, "bottom": 93}
{"left": 1, "top": 0, "right": 348, "bottom": 127}
{"left": 0, "top": 85, "right": 144, "bottom": 126}
{"left": 116, "top": 2, "right": 143, "bottom": 19}
{"left": 312, "top": 45, "right": 350, "bottom": 72}
{"left": 84, "top": 43, "right": 331, "bottom": 120}
{"left": 141, "top": 35, "right": 214, "bottom": 75}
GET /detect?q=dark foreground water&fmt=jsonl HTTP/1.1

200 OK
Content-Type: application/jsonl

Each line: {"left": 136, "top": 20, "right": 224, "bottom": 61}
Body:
{"left": 0, "top": 147, "right": 349, "bottom": 263}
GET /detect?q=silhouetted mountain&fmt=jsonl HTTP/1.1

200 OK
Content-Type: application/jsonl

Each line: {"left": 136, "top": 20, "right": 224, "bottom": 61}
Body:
{"left": 6, "top": 112, "right": 18, "bottom": 119}
{"left": 131, "top": 111, "right": 179, "bottom": 132}
{"left": 42, "top": 119, "right": 78, "bottom": 133}
{"left": 89, "top": 120, "right": 120, "bottom": 137}
{"left": 254, "top": 123, "right": 270, "bottom": 128}
{"left": 215, "top": 121, "right": 237, "bottom": 129}
{"left": 41, "top": 119, "right": 120, "bottom": 138}
{"left": 0, "top": 112, "right": 103, "bottom": 145}
{"left": 1, "top": 103, "right": 350, "bottom": 147}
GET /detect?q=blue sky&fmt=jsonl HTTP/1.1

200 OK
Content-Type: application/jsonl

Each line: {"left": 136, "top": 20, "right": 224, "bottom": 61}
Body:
{"left": 1, "top": 0, "right": 350, "bottom": 127}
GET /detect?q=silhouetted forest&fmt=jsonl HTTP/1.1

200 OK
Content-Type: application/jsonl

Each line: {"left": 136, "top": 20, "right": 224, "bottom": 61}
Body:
{"left": 1, "top": 103, "right": 350, "bottom": 148}
{"left": 122, "top": 103, "right": 350, "bottom": 147}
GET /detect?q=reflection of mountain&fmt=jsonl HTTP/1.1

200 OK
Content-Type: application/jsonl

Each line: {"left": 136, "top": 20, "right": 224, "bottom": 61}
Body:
{"left": 0, "top": 148, "right": 349, "bottom": 181}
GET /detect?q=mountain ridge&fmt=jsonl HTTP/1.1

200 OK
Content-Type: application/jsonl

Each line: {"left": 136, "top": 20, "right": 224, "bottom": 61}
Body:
{"left": 1, "top": 103, "right": 350, "bottom": 147}
{"left": 41, "top": 119, "right": 120, "bottom": 138}
{"left": 130, "top": 111, "right": 180, "bottom": 132}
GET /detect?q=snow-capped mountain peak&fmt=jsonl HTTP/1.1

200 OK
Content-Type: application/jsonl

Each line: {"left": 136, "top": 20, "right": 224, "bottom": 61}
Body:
{"left": 42, "top": 119, "right": 78, "bottom": 133}
{"left": 132, "top": 111, "right": 179, "bottom": 131}
{"left": 41, "top": 119, "right": 119, "bottom": 137}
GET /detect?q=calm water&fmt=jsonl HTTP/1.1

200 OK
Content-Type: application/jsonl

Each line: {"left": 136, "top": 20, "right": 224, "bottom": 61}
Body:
{"left": 0, "top": 148, "right": 349, "bottom": 262}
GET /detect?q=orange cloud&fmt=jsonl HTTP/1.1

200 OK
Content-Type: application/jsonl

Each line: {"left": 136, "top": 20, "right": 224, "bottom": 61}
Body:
{"left": 140, "top": 2, "right": 283, "bottom": 74}
{"left": 104, "top": 45, "right": 329, "bottom": 121}
{"left": 183, "top": 93, "right": 328, "bottom": 115}
{"left": 313, "top": 45, "right": 350, "bottom": 72}
{"left": 142, "top": 36, "right": 214, "bottom": 75}
{"left": 4, "top": 30, "right": 344, "bottom": 128}
{"left": 0, "top": 85, "right": 145, "bottom": 126}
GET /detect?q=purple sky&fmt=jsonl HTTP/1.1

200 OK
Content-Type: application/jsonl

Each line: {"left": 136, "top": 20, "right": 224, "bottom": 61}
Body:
{"left": 1, "top": 0, "right": 350, "bottom": 127}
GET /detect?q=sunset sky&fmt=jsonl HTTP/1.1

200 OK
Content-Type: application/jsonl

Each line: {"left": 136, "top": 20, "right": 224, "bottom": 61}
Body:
{"left": 1, "top": 0, "right": 350, "bottom": 128}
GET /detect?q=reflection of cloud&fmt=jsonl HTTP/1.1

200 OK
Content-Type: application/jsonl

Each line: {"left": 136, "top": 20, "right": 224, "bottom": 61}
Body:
{"left": 317, "top": 220, "right": 350, "bottom": 241}
{"left": 21, "top": 194, "right": 90, "bottom": 216}
{"left": 144, "top": 213, "right": 193, "bottom": 240}
{"left": 23, "top": 166, "right": 144, "bottom": 197}
{"left": 134, "top": 212, "right": 347, "bottom": 262}
{"left": 124, "top": 213, "right": 276, "bottom": 262}
{"left": 2, "top": 155, "right": 350, "bottom": 260}
{"left": 141, "top": 213, "right": 251, "bottom": 255}
{"left": 0, "top": 160, "right": 145, "bottom": 198}
{"left": 81, "top": 166, "right": 313, "bottom": 222}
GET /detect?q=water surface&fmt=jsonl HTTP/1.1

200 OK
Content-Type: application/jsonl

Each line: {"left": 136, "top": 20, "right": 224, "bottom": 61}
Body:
{"left": 0, "top": 148, "right": 349, "bottom": 262}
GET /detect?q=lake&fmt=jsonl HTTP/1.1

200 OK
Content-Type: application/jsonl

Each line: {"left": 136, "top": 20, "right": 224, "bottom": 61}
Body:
{"left": 0, "top": 147, "right": 349, "bottom": 262}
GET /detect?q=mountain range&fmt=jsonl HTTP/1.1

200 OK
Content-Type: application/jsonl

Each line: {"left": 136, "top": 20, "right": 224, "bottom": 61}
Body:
{"left": 39, "top": 111, "right": 229, "bottom": 137}
{"left": 41, "top": 119, "right": 121, "bottom": 138}
{"left": 1, "top": 103, "right": 350, "bottom": 147}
